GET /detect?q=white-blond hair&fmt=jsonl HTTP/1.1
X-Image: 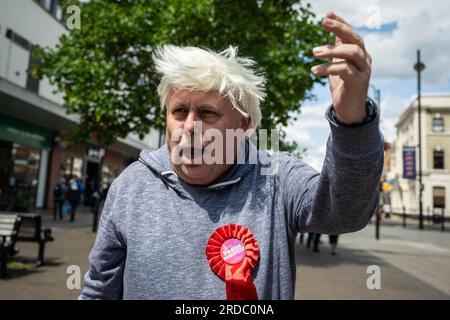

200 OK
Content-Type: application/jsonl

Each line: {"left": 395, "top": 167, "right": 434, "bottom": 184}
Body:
{"left": 152, "top": 45, "right": 266, "bottom": 128}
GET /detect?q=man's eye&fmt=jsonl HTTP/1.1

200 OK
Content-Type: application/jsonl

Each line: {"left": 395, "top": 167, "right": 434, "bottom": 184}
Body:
{"left": 200, "top": 110, "right": 216, "bottom": 116}
{"left": 173, "top": 108, "right": 188, "bottom": 114}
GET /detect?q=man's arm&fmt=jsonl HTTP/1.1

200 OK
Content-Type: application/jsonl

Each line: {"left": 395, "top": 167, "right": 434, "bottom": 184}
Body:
{"left": 281, "top": 11, "right": 383, "bottom": 235}
{"left": 282, "top": 98, "right": 383, "bottom": 235}
{"left": 79, "top": 181, "right": 126, "bottom": 300}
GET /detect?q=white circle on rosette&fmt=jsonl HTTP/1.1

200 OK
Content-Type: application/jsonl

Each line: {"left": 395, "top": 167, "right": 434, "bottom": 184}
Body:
{"left": 220, "top": 238, "right": 246, "bottom": 265}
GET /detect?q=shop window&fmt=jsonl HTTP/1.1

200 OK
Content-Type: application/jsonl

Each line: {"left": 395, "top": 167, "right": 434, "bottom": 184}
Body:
{"left": 101, "top": 164, "right": 120, "bottom": 189}
{"left": 64, "top": 156, "right": 84, "bottom": 179}
{"left": 0, "top": 140, "right": 41, "bottom": 211}
{"left": 433, "top": 150, "right": 444, "bottom": 169}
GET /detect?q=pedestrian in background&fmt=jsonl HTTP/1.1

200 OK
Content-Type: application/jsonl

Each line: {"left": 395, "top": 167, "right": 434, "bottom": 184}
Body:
{"left": 329, "top": 235, "right": 339, "bottom": 256}
{"left": 299, "top": 233, "right": 305, "bottom": 244}
{"left": 53, "top": 176, "right": 66, "bottom": 220}
{"left": 306, "top": 232, "right": 321, "bottom": 253}
{"left": 68, "top": 174, "right": 83, "bottom": 222}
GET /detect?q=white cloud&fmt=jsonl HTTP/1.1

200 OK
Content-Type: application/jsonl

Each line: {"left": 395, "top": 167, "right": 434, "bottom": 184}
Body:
{"left": 285, "top": 101, "right": 330, "bottom": 170}
{"left": 294, "top": 118, "right": 329, "bottom": 129}
{"left": 303, "top": 143, "right": 327, "bottom": 171}
{"left": 285, "top": 124, "right": 313, "bottom": 145}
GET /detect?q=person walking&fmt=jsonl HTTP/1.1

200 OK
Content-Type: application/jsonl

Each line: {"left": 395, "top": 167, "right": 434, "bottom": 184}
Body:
{"left": 312, "top": 233, "right": 321, "bottom": 253}
{"left": 329, "top": 235, "right": 339, "bottom": 256}
{"left": 67, "top": 174, "right": 83, "bottom": 222}
{"left": 306, "top": 232, "right": 313, "bottom": 248}
{"left": 53, "top": 176, "right": 66, "bottom": 220}
{"left": 305, "top": 232, "right": 321, "bottom": 253}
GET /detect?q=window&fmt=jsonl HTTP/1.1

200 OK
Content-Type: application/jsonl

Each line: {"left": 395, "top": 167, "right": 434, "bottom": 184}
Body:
{"left": 63, "top": 156, "right": 84, "bottom": 179}
{"left": 0, "top": 140, "right": 41, "bottom": 210}
{"left": 433, "top": 150, "right": 444, "bottom": 169}
{"left": 432, "top": 116, "right": 444, "bottom": 132}
{"left": 101, "top": 164, "right": 121, "bottom": 189}
{"left": 433, "top": 187, "right": 445, "bottom": 209}
{"left": 53, "top": 0, "right": 63, "bottom": 21}
{"left": 35, "top": 0, "right": 64, "bottom": 22}
{"left": 41, "top": 0, "right": 53, "bottom": 12}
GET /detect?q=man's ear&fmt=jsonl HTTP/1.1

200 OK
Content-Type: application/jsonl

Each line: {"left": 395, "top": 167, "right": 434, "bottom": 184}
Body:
{"left": 240, "top": 116, "right": 251, "bottom": 131}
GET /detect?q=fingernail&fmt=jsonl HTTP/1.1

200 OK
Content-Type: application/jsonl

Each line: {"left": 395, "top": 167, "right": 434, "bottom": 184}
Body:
{"left": 324, "top": 19, "right": 334, "bottom": 27}
{"left": 313, "top": 47, "right": 323, "bottom": 55}
{"left": 311, "top": 66, "right": 320, "bottom": 73}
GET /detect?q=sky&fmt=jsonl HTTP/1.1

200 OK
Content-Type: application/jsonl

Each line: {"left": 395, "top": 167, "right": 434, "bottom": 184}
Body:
{"left": 285, "top": 0, "right": 450, "bottom": 170}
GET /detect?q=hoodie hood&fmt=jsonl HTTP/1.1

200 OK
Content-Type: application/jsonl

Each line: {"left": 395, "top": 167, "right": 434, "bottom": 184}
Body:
{"left": 137, "top": 138, "right": 257, "bottom": 199}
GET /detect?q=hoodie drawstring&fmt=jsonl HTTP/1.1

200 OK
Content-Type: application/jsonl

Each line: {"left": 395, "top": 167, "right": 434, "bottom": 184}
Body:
{"left": 161, "top": 170, "right": 241, "bottom": 190}
{"left": 161, "top": 170, "right": 178, "bottom": 177}
{"left": 207, "top": 177, "right": 241, "bottom": 189}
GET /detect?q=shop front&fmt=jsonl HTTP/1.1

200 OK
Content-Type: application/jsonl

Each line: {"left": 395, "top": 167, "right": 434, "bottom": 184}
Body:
{"left": 0, "top": 114, "right": 53, "bottom": 211}
{"left": 47, "top": 141, "right": 130, "bottom": 208}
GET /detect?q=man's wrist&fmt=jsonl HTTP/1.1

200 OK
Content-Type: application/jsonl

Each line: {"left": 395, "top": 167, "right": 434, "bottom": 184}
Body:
{"left": 329, "top": 98, "right": 378, "bottom": 128}
{"left": 325, "top": 96, "right": 382, "bottom": 156}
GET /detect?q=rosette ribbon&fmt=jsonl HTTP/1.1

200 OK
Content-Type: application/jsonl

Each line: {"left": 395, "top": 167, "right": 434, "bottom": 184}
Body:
{"left": 205, "top": 224, "right": 259, "bottom": 300}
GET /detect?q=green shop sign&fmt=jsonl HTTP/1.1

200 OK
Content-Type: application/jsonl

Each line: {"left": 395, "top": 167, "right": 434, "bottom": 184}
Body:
{"left": 0, "top": 114, "right": 53, "bottom": 150}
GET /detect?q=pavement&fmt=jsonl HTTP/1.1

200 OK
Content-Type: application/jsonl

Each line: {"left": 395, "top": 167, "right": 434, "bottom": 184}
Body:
{"left": 295, "top": 217, "right": 450, "bottom": 299}
{"left": 0, "top": 207, "right": 96, "bottom": 300}
{"left": 1, "top": 210, "right": 450, "bottom": 299}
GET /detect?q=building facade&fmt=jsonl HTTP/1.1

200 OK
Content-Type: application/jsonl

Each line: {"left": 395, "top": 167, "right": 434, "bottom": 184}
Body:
{"left": 0, "top": 0, "right": 161, "bottom": 211}
{"left": 387, "top": 95, "right": 450, "bottom": 220}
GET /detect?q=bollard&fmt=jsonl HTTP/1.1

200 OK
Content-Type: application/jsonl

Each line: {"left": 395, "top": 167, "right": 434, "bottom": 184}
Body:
{"left": 92, "top": 198, "right": 100, "bottom": 233}
{"left": 375, "top": 207, "right": 381, "bottom": 240}
{"left": 402, "top": 206, "right": 406, "bottom": 228}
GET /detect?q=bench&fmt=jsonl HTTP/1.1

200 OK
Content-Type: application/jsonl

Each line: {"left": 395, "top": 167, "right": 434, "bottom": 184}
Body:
{"left": 0, "top": 214, "right": 22, "bottom": 278}
{"left": 16, "top": 213, "right": 54, "bottom": 266}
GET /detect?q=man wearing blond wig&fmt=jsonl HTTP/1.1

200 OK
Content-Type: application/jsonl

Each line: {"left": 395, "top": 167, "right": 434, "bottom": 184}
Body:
{"left": 80, "top": 12, "right": 383, "bottom": 300}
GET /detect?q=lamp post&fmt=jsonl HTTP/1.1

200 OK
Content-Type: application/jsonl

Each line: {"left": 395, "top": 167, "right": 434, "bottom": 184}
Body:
{"left": 370, "top": 85, "right": 381, "bottom": 108}
{"left": 370, "top": 84, "right": 381, "bottom": 240}
{"left": 414, "top": 50, "right": 425, "bottom": 230}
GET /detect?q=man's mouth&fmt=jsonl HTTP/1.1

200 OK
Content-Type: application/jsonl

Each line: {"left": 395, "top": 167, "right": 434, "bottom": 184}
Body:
{"left": 181, "top": 146, "right": 205, "bottom": 164}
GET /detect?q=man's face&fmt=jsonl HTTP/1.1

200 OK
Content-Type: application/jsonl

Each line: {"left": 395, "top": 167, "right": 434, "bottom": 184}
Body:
{"left": 166, "top": 89, "right": 250, "bottom": 185}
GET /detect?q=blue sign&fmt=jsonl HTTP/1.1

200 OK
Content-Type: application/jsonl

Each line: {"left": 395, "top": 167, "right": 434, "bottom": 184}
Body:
{"left": 403, "top": 146, "right": 416, "bottom": 179}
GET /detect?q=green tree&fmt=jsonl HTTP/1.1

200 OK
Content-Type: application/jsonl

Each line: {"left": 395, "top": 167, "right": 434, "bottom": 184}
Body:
{"left": 33, "top": 0, "right": 328, "bottom": 150}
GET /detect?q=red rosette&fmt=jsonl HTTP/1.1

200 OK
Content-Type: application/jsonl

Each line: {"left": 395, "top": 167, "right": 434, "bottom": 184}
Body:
{"left": 205, "top": 224, "right": 259, "bottom": 300}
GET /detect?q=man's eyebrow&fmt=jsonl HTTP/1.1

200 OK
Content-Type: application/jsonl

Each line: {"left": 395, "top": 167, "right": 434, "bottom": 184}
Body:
{"left": 169, "top": 102, "right": 187, "bottom": 108}
{"left": 198, "top": 104, "right": 218, "bottom": 109}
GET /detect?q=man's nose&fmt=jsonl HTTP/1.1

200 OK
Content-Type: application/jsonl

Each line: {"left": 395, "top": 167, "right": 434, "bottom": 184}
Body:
{"left": 183, "top": 112, "right": 200, "bottom": 134}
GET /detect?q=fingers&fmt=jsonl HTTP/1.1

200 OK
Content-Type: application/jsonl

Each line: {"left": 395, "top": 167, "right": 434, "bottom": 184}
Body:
{"left": 326, "top": 11, "right": 349, "bottom": 26}
{"left": 312, "top": 11, "right": 371, "bottom": 78}
{"left": 312, "top": 44, "right": 370, "bottom": 71}
{"left": 311, "top": 61, "right": 359, "bottom": 80}
{"left": 322, "top": 12, "right": 364, "bottom": 49}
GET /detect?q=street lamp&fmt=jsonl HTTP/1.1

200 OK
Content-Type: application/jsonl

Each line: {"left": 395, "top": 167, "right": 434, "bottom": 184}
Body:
{"left": 369, "top": 84, "right": 381, "bottom": 108}
{"left": 414, "top": 49, "right": 425, "bottom": 230}
{"left": 369, "top": 84, "right": 382, "bottom": 240}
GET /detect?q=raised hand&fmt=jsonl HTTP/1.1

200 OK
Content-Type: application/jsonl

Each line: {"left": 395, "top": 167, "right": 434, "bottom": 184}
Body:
{"left": 312, "top": 12, "right": 372, "bottom": 125}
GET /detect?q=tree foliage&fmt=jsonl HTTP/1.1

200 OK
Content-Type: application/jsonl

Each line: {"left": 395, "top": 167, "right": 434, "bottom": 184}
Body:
{"left": 33, "top": 0, "right": 328, "bottom": 148}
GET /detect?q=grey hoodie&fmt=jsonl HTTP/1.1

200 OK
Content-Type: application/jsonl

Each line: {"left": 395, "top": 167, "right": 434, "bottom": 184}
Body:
{"left": 80, "top": 101, "right": 383, "bottom": 300}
